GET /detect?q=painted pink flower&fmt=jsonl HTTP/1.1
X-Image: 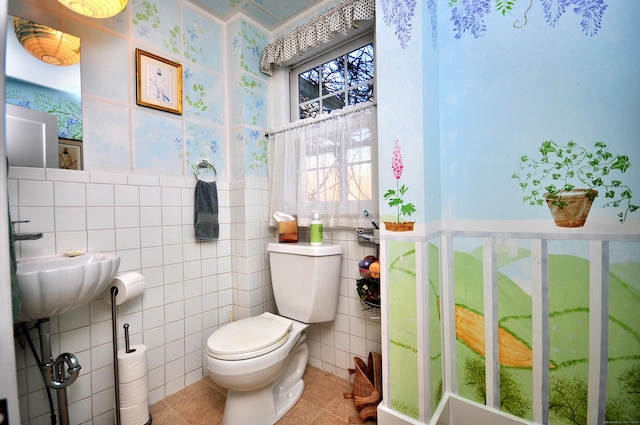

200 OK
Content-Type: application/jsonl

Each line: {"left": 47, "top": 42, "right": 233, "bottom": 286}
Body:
{"left": 385, "top": 139, "right": 416, "bottom": 223}
{"left": 392, "top": 139, "right": 404, "bottom": 180}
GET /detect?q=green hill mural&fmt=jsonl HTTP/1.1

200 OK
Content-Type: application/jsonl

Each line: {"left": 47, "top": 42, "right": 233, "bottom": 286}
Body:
{"left": 387, "top": 241, "right": 640, "bottom": 423}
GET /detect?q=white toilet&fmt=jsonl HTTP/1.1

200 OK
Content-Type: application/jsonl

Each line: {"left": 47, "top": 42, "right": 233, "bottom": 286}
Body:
{"left": 206, "top": 242, "right": 343, "bottom": 425}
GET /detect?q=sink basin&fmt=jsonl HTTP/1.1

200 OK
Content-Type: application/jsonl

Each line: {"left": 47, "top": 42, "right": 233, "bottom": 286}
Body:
{"left": 16, "top": 252, "right": 121, "bottom": 322}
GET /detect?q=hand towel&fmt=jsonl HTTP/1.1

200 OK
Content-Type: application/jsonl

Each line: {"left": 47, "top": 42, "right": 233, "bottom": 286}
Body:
{"left": 194, "top": 180, "right": 219, "bottom": 240}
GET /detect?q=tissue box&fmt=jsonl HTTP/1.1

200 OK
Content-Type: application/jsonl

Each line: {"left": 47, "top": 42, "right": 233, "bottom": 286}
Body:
{"left": 279, "top": 220, "right": 298, "bottom": 243}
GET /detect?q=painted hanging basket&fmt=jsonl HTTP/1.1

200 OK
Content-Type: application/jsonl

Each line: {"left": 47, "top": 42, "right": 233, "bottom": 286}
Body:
{"left": 383, "top": 221, "right": 415, "bottom": 232}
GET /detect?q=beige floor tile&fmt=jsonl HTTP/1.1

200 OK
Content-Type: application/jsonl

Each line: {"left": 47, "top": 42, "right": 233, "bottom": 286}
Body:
{"left": 148, "top": 400, "right": 189, "bottom": 425}
{"left": 148, "top": 365, "right": 378, "bottom": 425}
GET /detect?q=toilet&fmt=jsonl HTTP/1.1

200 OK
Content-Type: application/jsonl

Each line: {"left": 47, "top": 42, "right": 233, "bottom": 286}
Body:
{"left": 206, "top": 242, "right": 343, "bottom": 425}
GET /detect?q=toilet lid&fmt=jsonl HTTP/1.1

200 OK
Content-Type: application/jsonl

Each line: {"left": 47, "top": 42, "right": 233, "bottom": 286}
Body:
{"left": 207, "top": 312, "right": 293, "bottom": 360}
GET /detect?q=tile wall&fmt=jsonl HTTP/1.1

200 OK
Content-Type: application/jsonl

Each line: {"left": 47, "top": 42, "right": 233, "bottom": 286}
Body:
{"left": 9, "top": 167, "right": 381, "bottom": 424}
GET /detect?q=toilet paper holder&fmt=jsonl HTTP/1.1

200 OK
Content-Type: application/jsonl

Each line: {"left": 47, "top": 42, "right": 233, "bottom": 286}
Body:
{"left": 110, "top": 287, "right": 152, "bottom": 425}
{"left": 124, "top": 324, "right": 136, "bottom": 354}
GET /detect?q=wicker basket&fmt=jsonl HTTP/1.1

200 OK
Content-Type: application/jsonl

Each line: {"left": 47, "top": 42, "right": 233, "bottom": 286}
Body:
{"left": 344, "top": 352, "right": 382, "bottom": 423}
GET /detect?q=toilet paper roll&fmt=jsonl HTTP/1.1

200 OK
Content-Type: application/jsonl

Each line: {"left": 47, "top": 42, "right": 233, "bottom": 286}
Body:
{"left": 104, "top": 272, "right": 145, "bottom": 305}
{"left": 120, "top": 401, "right": 150, "bottom": 425}
{"left": 119, "top": 376, "right": 148, "bottom": 408}
{"left": 117, "top": 344, "right": 148, "bottom": 384}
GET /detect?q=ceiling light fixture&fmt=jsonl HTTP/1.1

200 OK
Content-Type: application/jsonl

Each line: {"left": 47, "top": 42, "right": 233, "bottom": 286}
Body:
{"left": 13, "top": 17, "right": 81, "bottom": 66}
{"left": 57, "top": 0, "right": 128, "bottom": 19}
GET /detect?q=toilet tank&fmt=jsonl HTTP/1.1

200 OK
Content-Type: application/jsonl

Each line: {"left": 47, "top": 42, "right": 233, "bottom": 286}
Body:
{"left": 267, "top": 243, "right": 342, "bottom": 323}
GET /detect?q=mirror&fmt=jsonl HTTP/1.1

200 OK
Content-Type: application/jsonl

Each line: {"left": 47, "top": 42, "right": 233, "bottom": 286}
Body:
{"left": 5, "top": 16, "right": 82, "bottom": 144}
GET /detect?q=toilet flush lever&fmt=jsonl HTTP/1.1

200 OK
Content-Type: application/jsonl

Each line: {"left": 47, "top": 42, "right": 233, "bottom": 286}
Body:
{"left": 123, "top": 323, "right": 136, "bottom": 353}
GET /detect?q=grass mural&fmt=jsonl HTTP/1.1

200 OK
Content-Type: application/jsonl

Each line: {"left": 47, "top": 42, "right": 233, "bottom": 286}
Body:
{"left": 386, "top": 239, "right": 639, "bottom": 423}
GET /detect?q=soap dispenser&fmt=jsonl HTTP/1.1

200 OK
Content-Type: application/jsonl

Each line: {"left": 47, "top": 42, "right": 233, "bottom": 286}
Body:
{"left": 310, "top": 211, "right": 323, "bottom": 245}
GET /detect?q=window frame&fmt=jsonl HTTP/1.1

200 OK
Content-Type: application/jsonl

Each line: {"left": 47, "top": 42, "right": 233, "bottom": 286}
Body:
{"left": 289, "top": 31, "right": 375, "bottom": 122}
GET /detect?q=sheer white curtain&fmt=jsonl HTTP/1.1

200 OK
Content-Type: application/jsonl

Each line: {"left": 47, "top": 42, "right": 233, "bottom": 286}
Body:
{"left": 268, "top": 102, "right": 378, "bottom": 228}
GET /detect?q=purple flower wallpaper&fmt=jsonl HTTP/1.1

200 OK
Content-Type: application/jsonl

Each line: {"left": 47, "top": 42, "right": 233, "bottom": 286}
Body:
{"left": 449, "top": 0, "right": 608, "bottom": 39}
{"left": 380, "top": 0, "right": 417, "bottom": 49}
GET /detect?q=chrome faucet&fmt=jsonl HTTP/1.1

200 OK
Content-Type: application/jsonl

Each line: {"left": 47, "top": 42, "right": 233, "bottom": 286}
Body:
{"left": 11, "top": 220, "right": 44, "bottom": 241}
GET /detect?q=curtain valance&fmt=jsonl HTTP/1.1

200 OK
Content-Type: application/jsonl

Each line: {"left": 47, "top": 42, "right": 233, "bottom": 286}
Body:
{"left": 260, "top": 0, "right": 375, "bottom": 76}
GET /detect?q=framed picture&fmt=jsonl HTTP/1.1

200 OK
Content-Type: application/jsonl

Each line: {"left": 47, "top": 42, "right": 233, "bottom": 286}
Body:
{"left": 58, "top": 139, "right": 83, "bottom": 170}
{"left": 135, "top": 48, "right": 183, "bottom": 115}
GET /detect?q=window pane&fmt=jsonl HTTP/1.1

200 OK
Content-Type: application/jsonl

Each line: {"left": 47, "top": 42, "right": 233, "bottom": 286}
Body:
{"left": 321, "top": 58, "right": 344, "bottom": 95}
{"left": 347, "top": 162, "right": 372, "bottom": 200}
{"left": 322, "top": 94, "right": 345, "bottom": 113}
{"left": 348, "top": 43, "right": 374, "bottom": 86}
{"left": 300, "top": 101, "right": 320, "bottom": 119}
{"left": 348, "top": 84, "right": 374, "bottom": 105}
{"left": 299, "top": 68, "right": 319, "bottom": 102}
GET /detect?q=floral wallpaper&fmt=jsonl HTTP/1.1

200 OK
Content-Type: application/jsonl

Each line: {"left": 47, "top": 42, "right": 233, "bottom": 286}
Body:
{"left": 448, "top": 0, "right": 609, "bottom": 39}
{"left": 183, "top": 7, "right": 223, "bottom": 72}
{"left": 6, "top": 79, "right": 82, "bottom": 140}
{"left": 381, "top": 0, "right": 610, "bottom": 51}
{"left": 380, "top": 0, "right": 417, "bottom": 49}
{"left": 131, "top": 0, "right": 181, "bottom": 56}
{"left": 186, "top": 123, "right": 224, "bottom": 175}
{"left": 122, "top": 0, "right": 226, "bottom": 176}
{"left": 230, "top": 20, "right": 269, "bottom": 76}
{"left": 228, "top": 19, "right": 270, "bottom": 179}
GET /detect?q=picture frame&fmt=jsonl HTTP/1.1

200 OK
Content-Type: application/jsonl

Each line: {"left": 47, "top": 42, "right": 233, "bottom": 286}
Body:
{"left": 58, "top": 139, "right": 83, "bottom": 170}
{"left": 135, "top": 48, "right": 183, "bottom": 115}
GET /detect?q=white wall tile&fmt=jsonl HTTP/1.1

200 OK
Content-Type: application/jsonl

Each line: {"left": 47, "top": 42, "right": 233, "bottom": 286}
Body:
{"left": 55, "top": 182, "right": 87, "bottom": 206}
{"left": 87, "top": 207, "right": 115, "bottom": 230}
{"left": 116, "top": 228, "right": 141, "bottom": 250}
{"left": 141, "top": 246, "right": 163, "bottom": 268}
{"left": 86, "top": 184, "right": 114, "bottom": 206}
{"left": 55, "top": 207, "right": 87, "bottom": 231}
{"left": 161, "top": 187, "right": 182, "bottom": 206}
{"left": 56, "top": 231, "right": 88, "bottom": 253}
{"left": 114, "top": 185, "right": 139, "bottom": 206}
{"left": 162, "top": 206, "right": 182, "bottom": 226}
{"left": 165, "top": 300, "right": 185, "bottom": 323}
{"left": 142, "top": 306, "right": 164, "bottom": 332}
{"left": 140, "top": 207, "right": 162, "bottom": 226}
{"left": 115, "top": 206, "right": 140, "bottom": 228}
{"left": 88, "top": 229, "right": 116, "bottom": 252}
{"left": 19, "top": 180, "right": 54, "bottom": 206}
{"left": 140, "top": 186, "right": 162, "bottom": 206}
{"left": 141, "top": 226, "right": 163, "bottom": 247}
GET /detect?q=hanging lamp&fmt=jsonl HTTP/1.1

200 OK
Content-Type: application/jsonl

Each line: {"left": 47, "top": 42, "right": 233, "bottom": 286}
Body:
{"left": 13, "top": 17, "right": 81, "bottom": 66}
{"left": 57, "top": 0, "right": 128, "bottom": 18}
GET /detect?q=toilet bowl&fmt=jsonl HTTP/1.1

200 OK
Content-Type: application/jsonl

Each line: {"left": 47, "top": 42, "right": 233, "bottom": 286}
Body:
{"left": 205, "top": 243, "right": 342, "bottom": 425}
{"left": 206, "top": 313, "right": 309, "bottom": 425}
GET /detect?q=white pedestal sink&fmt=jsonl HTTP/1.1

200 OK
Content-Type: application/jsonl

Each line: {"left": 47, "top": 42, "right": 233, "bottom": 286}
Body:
{"left": 16, "top": 252, "right": 121, "bottom": 322}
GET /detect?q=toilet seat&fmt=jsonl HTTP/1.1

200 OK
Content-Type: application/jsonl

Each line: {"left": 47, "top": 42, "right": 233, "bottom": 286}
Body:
{"left": 207, "top": 312, "right": 293, "bottom": 360}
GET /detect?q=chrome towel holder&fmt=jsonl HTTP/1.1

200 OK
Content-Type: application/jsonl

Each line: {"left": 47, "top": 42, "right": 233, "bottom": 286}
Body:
{"left": 194, "top": 159, "right": 217, "bottom": 181}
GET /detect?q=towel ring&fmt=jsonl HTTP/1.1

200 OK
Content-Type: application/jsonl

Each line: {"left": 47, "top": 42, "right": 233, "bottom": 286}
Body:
{"left": 194, "top": 159, "right": 217, "bottom": 181}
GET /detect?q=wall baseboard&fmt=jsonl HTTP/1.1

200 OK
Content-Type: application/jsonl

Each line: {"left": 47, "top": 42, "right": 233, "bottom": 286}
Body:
{"left": 378, "top": 394, "right": 534, "bottom": 425}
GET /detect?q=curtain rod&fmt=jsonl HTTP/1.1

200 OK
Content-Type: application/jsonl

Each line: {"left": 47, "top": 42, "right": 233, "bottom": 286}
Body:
{"left": 264, "top": 102, "right": 376, "bottom": 138}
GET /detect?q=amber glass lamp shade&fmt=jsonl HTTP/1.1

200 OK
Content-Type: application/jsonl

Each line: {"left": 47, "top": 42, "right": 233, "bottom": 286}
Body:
{"left": 57, "top": 0, "right": 128, "bottom": 18}
{"left": 13, "top": 18, "right": 80, "bottom": 66}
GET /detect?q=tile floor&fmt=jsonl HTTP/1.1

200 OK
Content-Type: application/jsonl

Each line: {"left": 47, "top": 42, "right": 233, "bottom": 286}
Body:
{"left": 149, "top": 366, "right": 377, "bottom": 425}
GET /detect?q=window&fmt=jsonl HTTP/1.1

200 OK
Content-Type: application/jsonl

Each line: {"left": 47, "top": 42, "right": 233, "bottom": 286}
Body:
{"left": 268, "top": 33, "right": 377, "bottom": 228}
{"left": 291, "top": 34, "right": 375, "bottom": 119}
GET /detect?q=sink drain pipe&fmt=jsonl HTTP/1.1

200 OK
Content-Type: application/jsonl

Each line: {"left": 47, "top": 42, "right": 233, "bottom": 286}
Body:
{"left": 17, "top": 322, "right": 57, "bottom": 425}
{"left": 36, "top": 318, "right": 81, "bottom": 425}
